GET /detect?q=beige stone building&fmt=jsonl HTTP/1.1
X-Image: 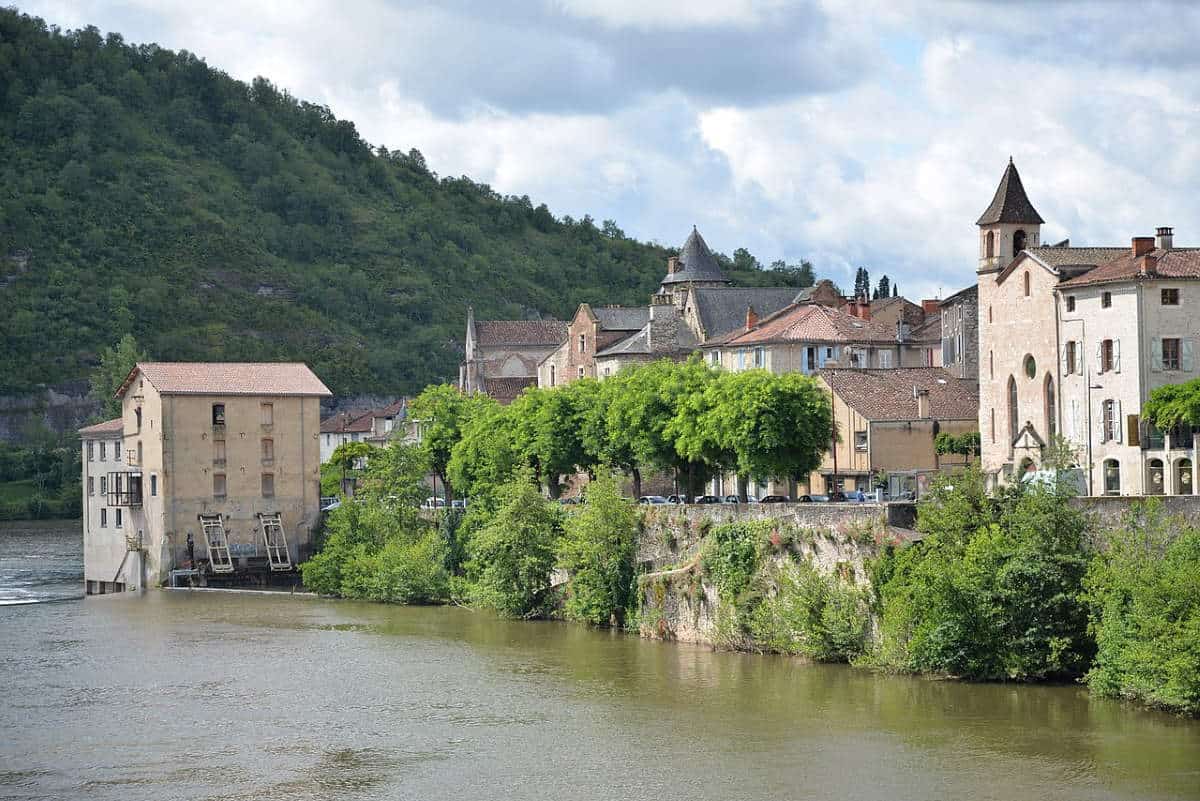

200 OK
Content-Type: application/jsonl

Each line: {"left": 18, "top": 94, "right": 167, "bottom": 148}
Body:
{"left": 79, "top": 418, "right": 132, "bottom": 594}
{"left": 538, "top": 302, "right": 648, "bottom": 386}
{"left": 976, "top": 159, "right": 1198, "bottom": 495}
{"left": 100, "top": 362, "right": 331, "bottom": 587}
{"left": 459, "top": 308, "right": 566, "bottom": 402}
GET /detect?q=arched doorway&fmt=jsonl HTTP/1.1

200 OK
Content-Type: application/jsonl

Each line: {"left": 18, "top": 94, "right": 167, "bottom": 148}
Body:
{"left": 1147, "top": 459, "right": 1164, "bottom": 495}
{"left": 1176, "top": 458, "right": 1193, "bottom": 495}
{"left": 1103, "top": 459, "right": 1121, "bottom": 495}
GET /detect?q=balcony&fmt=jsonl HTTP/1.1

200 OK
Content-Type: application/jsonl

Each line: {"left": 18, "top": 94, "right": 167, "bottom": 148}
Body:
{"left": 107, "top": 471, "right": 143, "bottom": 507}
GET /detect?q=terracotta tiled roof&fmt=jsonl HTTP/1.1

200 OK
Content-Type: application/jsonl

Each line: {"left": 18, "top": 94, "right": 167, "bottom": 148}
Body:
{"left": 119, "top": 362, "right": 331, "bottom": 398}
{"left": 320, "top": 410, "right": 374, "bottom": 434}
{"left": 1057, "top": 248, "right": 1200, "bottom": 288}
{"left": 482, "top": 376, "right": 536, "bottom": 404}
{"left": 711, "top": 303, "right": 897, "bottom": 347}
{"left": 78, "top": 417, "right": 123, "bottom": 437}
{"left": 819, "top": 368, "right": 979, "bottom": 422}
{"left": 474, "top": 320, "right": 567, "bottom": 346}
{"left": 976, "top": 159, "right": 1044, "bottom": 225}
{"left": 374, "top": 399, "right": 407, "bottom": 418}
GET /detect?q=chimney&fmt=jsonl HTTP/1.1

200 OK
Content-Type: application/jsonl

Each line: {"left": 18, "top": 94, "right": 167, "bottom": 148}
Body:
{"left": 914, "top": 387, "right": 930, "bottom": 419}
{"left": 922, "top": 299, "right": 940, "bottom": 315}
{"left": 667, "top": 256, "right": 681, "bottom": 274}
{"left": 649, "top": 297, "right": 679, "bottom": 352}
{"left": 1156, "top": 226, "right": 1174, "bottom": 250}
{"left": 1132, "top": 236, "right": 1155, "bottom": 257}
{"left": 1139, "top": 254, "right": 1158, "bottom": 277}
{"left": 745, "top": 305, "right": 758, "bottom": 331}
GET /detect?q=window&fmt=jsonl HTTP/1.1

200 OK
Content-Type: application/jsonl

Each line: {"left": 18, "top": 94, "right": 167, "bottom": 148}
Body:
{"left": 578, "top": 334, "right": 586, "bottom": 353}
{"left": 1065, "top": 341, "right": 1077, "bottom": 375}
{"left": 1101, "top": 292, "right": 1112, "bottom": 308}
{"left": 1013, "top": 229, "right": 1027, "bottom": 256}
{"left": 261, "top": 473, "right": 275, "bottom": 498}
{"left": 1023, "top": 354, "right": 1037, "bottom": 379}
{"left": 1007, "top": 376, "right": 1018, "bottom": 443}
{"left": 1102, "top": 399, "right": 1121, "bottom": 442}
{"left": 1148, "top": 459, "right": 1165, "bottom": 495}
{"left": 989, "top": 350, "right": 994, "bottom": 379}
{"left": 212, "top": 403, "right": 226, "bottom": 426}
{"left": 135, "top": 406, "right": 142, "bottom": 432}
{"left": 1100, "top": 339, "right": 1115, "bottom": 373}
{"left": 136, "top": 441, "right": 142, "bottom": 466}
{"left": 985, "top": 230, "right": 995, "bottom": 258}
{"left": 115, "top": 508, "right": 122, "bottom": 528}
{"left": 991, "top": 408, "right": 996, "bottom": 442}
{"left": 87, "top": 441, "right": 94, "bottom": 461}
{"left": 1103, "top": 459, "right": 1121, "bottom": 495}
{"left": 1163, "top": 337, "right": 1181, "bottom": 371}
{"left": 878, "top": 350, "right": 893, "bottom": 368}
{"left": 87, "top": 477, "right": 94, "bottom": 496}
{"left": 99, "top": 441, "right": 106, "bottom": 461}
{"left": 549, "top": 365, "right": 556, "bottom": 387}
{"left": 577, "top": 366, "right": 585, "bottom": 379}
{"left": 854, "top": 431, "right": 868, "bottom": 452}
{"left": 213, "top": 473, "right": 227, "bottom": 498}
{"left": 805, "top": 346, "right": 817, "bottom": 373}
{"left": 325, "top": 434, "right": 331, "bottom": 446}
{"left": 1023, "top": 271, "right": 1030, "bottom": 297}
{"left": 214, "top": 439, "right": 226, "bottom": 465}
{"left": 1045, "top": 375, "right": 1056, "bottom": 439}
{"left": 988, "top": 305, "right": 993, "bottom": 323}
{"left": 261, "top": 438, "right": 274, "bottom": 463}
{"left": 709, "top": 350, "right": 720, "bottom": 365}
{"left": 1177, "top": 459, "right": 1194, "bottom": 495}
{"left": 100, "top": 508, "right": 107, "bottom": 527}
{"left": 753, "top": 348, "right": 766, "bottom": 368}
{"left": 1066, "top": 295, "right": 1076, "bottom": 312}
{"left": 150, "top": 474, "right": 158, "bottom": 497}
{"left": 100, "top": 475, "right": 107, "bottom": 495}
{"left": 1162, "top": 288, "right": 1180, "bottom": 306}
{"left": 113, "top": 441, "right": 121, "bottom": 462}
{"left": 260, "top": 402, "right": 274, "bottom": 427}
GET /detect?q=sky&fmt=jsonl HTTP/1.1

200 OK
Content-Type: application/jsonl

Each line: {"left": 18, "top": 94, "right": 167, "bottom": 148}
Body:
{"left": 19, "top": 0, "right": 1200, "bottom": 300}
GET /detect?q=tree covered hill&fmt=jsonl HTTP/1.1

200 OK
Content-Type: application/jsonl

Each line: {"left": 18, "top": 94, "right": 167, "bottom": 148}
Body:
{"left": 0, "top": 10, "right": 813, "bottom": 396}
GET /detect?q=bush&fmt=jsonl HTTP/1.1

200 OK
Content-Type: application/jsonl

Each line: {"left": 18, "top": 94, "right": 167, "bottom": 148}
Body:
{"left": 702, "top": 520, "right": 771, "bottom": 603}
{"left": 749, "top": 559, "right": 869, "bottom": 661}
{"left": 870, "top": 468, "right": 1092, "bottom": 680}
{"left": 1084, "top": 502, "right": 1200, "bottom": 715}
{"left": 557, "top": 473, "right": 638, "bottom": 625}
{"left": 467, "top": 472, "right": 563, "bottom": 618}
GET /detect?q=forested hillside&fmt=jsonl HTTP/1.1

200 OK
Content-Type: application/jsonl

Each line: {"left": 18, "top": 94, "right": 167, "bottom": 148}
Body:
{"left": 0, "top": 10, "right": 812, "bottom": 396}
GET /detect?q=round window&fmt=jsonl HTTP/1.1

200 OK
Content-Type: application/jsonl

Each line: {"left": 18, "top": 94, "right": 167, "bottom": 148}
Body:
{"left": 1024, "top": 354, "right": 1037, "bottom": 378}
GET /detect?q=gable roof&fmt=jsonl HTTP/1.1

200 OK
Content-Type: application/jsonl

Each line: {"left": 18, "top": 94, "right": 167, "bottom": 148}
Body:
{"left": 482, "top": 376, "right": 536, "bottom": 405}
{"left": 474, "top": 320, "right": 567, "bottom": 347}
{"left": 661, "top": 227, "right": 732, "bottom": 286}
{"left": 909, "top": 311, "right": 942, "bottom": 344}
{"left": 939, "top": 284, "right": 977, "bottom": 306}
{"left": 595, "top": 320, "right": 700, "bottom": 357}
{"left": 977, "top": 159, "right": 1044, "bottom": 226}
{"left": 819, "top": 368, "right": 979, "bottom": 421}
{"left": 78, "top": 417, "right": 123, "bottom": 438}
{"left": 1057, "top": 248, "right": 1200, "bottom": 288}
{"left": 710, "top": 302, "right": 897, "bottom": 347}
{"left": 117, "top": 362, "right": 331, "bottom": 399}
{"left": 592, "top": 306, "right": 649, "bottom": 331}
{"left": 691, "top": 287, "right": 802, "bottom": 340}
{"left": 320, "top": 410, "right": 374, "bottom": 434}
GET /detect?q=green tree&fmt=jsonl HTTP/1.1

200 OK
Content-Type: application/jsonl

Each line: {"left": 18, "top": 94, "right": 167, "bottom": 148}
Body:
{"left": 468, "top": 471, "right": 563, "bottom": 617}
{"left": 329, "top": 441, "right": 376, "bottom": 496}
{"left": 1143, "top": 377, "right": 1200, "bottom": 431}
{"left": 556, "top": 472, "right": 639, "bottom": 625}
{"left": 410, "top": 384, "right": 472, "bottom": 503}
{"left": 89, "top": 334, "right": 147, "bottom": 418}
{"left": 509, "top": 385, "right": 589, "bottom": 498}
{"left": 853, "top": 267, "right": 870, "bottom": 299}
{"left": 447, "top": 396, "right": 518, "bottom": 506}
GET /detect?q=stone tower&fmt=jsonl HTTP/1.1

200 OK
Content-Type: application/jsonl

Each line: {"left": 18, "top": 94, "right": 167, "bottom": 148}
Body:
{"left": 660, "top": 226, "right": 732, "bottom": 307}
{"left": 976, "top": 158, "right": 1043, "bottom": 276}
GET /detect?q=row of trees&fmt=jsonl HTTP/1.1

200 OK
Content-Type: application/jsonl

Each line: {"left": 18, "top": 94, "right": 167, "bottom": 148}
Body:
{"left": 410, "top": 356, "right": 833, "bottom": 506}
{"left": 852, "top": 268, "right": 899, "bottom": 301}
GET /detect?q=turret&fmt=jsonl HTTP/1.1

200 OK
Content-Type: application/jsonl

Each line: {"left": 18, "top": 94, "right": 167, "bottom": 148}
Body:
{"left": 977, "top": 158, "right": 1043, "bottom": 274}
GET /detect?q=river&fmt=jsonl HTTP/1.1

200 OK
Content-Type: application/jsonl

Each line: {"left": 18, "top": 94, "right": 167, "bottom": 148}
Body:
{"left": 1, "top": 522, "right": 1198, "bottom": 801}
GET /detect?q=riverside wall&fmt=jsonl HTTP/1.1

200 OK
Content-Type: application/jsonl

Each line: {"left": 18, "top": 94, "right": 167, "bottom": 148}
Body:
{"left": 635, "top": 502, "right": 916, "bottom": 647}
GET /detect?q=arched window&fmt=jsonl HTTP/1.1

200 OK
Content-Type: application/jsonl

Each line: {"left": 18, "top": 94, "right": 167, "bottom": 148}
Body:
{"left": 1044, "top": 375, "right": 1056, "bottom": 439}
{"left": 1103, "top": 459, "right": 1121, "bottom": 495}
{"left": 985, "top": 231, "right": 995, "bottom": 258}
{"left": 549, "top": 364, "right": 556, "bottom": 387}
{"left": 1176, "top": 458, "right": 1193, "bottom": 495}
{"left": 1023, "top": 271, "right": 1031, "bottom": 297}
{"left": 1147, "top": 459, "right": 1165, "bottom": 495}
{"left": 1007, "top": 376, "right": 1019, "bottom": 443}
{"left": 1013, "top": 229, "right": 1027, "bottom": 256}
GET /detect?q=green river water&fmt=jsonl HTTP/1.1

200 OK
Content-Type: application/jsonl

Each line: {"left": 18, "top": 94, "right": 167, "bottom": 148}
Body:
{"left": 1, "top": 522, "right": 1198, "bottom": 800}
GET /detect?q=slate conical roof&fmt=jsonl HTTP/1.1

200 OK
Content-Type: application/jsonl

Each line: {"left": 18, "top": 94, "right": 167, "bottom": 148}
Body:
{"left": 976, "top": 159, "right": 1044, "bottom": 226}
{"left": 661, "top": 226, "right": 732, "bottom": 286}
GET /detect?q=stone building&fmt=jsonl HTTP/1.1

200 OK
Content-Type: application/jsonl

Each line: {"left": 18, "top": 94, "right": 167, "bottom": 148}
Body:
{"left": 459, "top": 307, "right": 567, "bottom": 402}
{"left": 537, "top": 303, "right": 648, "bottom": 386}
{"left": 79, "top": 418, "right": 131, "bottom": 594}
{"left": 938, "top": 285, "right": 979, "bottom": 382}
{"left": 100, "top": 362, "right": 331, "bottom": 587}
{"left": 976, "top": 159, "right": 1197, "bottom": 495}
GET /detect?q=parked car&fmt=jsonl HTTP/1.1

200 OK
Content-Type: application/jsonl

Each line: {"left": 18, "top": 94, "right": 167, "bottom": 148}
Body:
{"left": 807, "top": 494, "right": 829, "bottom": 502}
{"left": 420, "top": 497, "right": 446, "bottom": 510}
{"left": 694, "top": 495, "right": 723, "bottom": 505}
{"left": 844, "top": 489, "right": 867, "bottom": 502}
{"left": 320, "top": 498, "right": 342, "bottom": 512}
{"left": 666, "top": 495, "right": 685, "bottom": 505}
{"left": 759, "top": 495, "right": 790, "bottom": 504}
{"left": 722, "top": 494, "right": 759, "bottom": 504}
{"left": 451, "top": 499, "right": 468, "bottom": 510}
{"left": 795, "top": 494, "right": 814, "bottom": 503}
{"left": 827, "top": 491, "right": 847, "bottom": 502}
{"left": 558, "top": 496, "right": 580, "bottom": 505}
{"left": 638, "top": 495, "right": 671, "bottom": 504}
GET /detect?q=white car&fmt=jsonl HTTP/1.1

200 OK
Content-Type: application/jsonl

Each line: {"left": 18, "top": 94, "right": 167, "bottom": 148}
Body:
{"left": 421, "top": 497, "right": 447, "bottom": 510}
{"left": 320, "top": 499, "right": 342, "bottom": 512}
